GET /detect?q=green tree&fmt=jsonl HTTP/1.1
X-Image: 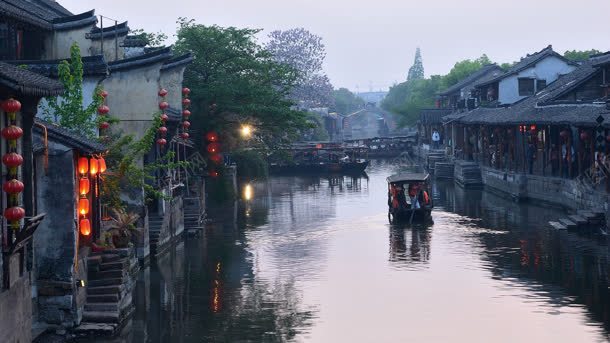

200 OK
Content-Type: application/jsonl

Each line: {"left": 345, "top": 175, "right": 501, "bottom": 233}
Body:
{"left": 42, "top": 43, "right": 104, "bottom": 137}
{"left": 441, "top": 55, "right": 491, "bottom": 89}
{"left": 174, "top": 19, "right": 310, "bottom": 151}
{"left": 331, "top": 88, "right": 364, "bottom": 115}
{"left": 407, "top": 47, "right": 425, "bottom": 81}
{"left": 382, "top": 76, "right": 442, "bottom": 126}
{"left": 564, "top": 49, "right": 602, "bottom": 62}
{"left": 129, "top": 28, "right": 168, "bottom": 47}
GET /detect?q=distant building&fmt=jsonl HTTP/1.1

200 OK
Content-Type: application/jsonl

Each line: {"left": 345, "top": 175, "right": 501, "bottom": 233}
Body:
{"left": 356, "top": 91, "right": 388, "bottom": 106}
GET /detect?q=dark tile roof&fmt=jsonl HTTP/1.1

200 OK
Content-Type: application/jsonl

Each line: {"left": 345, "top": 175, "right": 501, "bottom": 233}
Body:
{"left": 0, "top": 61, "right": 63, "bottom": 97}
{"left": 456, "top": 56, "right": 609, "bottom": 127}
{"left": 6, "top": 55, "right": 108, "bottom": 78}
{"left": 87, "top": 21, "right": 129, "bottom": 40}
{"left": 591, "top": 52, "right": 610, "bottom": 67}
{"left": 108, "top": 47, "right": 173, "bottom": 72}
{"left": 161, "top": 53, "right": 194, "bottom": 71}
{"left": 476, "top": 45, "right": 577, "bottom": 88}
{"left": 439, "top": 65, "right": 504, "bottom": 96}
{"left": 419, "top": 108, "right": 452, "bottom": 125}
{"left": 52, "top": 9, "right": 96, "bottom": 31}
{"left": 34, "top": 118, "right": 106, "bottom": 154}
{"left": 0, "top": 0, "right": 52, "bottom": 30}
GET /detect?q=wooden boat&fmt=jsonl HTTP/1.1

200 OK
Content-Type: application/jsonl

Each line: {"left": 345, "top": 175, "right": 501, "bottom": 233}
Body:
{"left": 269, "top": 145, "right": 369, "bottom": 175}
{"left": 387, "top": 173, "right": 433, "bottom": 224}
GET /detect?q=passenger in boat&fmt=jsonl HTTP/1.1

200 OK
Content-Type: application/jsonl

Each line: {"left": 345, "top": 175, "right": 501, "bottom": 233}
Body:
{"left": 408, "top": 184, "right": 420, "bottom": 209}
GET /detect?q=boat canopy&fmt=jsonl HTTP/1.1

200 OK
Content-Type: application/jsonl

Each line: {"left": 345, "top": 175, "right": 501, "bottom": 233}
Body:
{"left": 387, "top": 173, "right": 429, "bottom": 184}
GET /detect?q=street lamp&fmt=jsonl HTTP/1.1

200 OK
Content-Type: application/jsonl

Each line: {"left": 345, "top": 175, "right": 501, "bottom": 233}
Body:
{"left": 240, "top": 124, "right": 253, "bottom": 139}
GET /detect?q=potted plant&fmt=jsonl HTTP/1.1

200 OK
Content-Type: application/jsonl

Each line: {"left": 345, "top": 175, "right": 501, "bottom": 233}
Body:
{"left": 108, "top": 208, "right": 141, "bottom": 249}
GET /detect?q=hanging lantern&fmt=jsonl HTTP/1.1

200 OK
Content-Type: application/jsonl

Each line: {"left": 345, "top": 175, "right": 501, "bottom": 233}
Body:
{"left": 157, "top": 138, "right": 167, "bottom": 146}
{"left": 208, "top": 170, "right": 219, "bottom": 178}
{"left": 98, "top": 157, "right": 107, "bottom": 173}
{"left": 530, "top": 128, "right": 537, "bottom": 136}
{"left": 97, "top": 105, "right": 110, "bottom": 115}
{"left": 209, "top": 154, "right": 223, "bottom": 164}
{"left": 180, "top": 132, "right": 190, "bottom": 139}
{"left": 78, "top": 198, "right": 89, "bottom": 216}
{"left": 182, "top": 98, "right": 191, "bottom": 107}
{"left": 580, "top": 131, "right": 589, "bottom": 141}
{"left": 89, "top": 158, "right": 99, "bottom": 176}
{"left": 3, "top": 179, "right": 24, "bottom": 194}
{"left": 2, "top": 152, "right": 23, "bottom": 168}
{"left": 159, "top": 101, "right": 169, "bottom": 110}
{"left": 182, "top": 121, "right": 191, "bottom": 129}
{"left": 78, "top": 157, "right": 89, "bottom": 175}
{"left": 158, "top": 126, "right": 168, "bottom": 135}
{"left": 79, "top": 178, "right": 90, "bottom": 196}
{"left": 99, "top": 122, "right": 110, "bottom": 130}
{"left": 80, "top": 219, "right": 91, "bottom": 236}
{"left": 206, "top": 131, "right": 218, "bottom": 142}
{"left": 182, "top": 87, "right": 191, "bottom": 95}
{"left": 99, "top": 90, "right": 109, "bottom": 98}
{"left": 182, "top": 110, "right": 191, "bottom": 118}
{"left": 160, "top": 113, "right": 169, "bottom": 122}
{"left": 158, "top": 89, "right": 168, "bottom": 97}
{"left": 206, "top": 142, "right": 220, "bottom": 154}
{"left": 5, "top": 206, "right": 25, "bottom": 222}
{"left": 1, "top": 98, "right": 21, "bottom": 113}
{"left": 1, "top": 125, "right": 23, "bottom": 140}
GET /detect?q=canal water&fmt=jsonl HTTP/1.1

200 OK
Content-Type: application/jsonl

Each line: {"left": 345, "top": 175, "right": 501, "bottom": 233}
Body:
{"left": 123, "top": 160, "right": 610, "bottom": 342}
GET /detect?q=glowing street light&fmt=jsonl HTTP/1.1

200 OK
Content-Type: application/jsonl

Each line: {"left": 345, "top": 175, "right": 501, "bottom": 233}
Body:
{"left": 243, "top": 183, "right": 253, "bottom": 201}
{"left": 240, "top": 124, "right": 253, "bottom": 139}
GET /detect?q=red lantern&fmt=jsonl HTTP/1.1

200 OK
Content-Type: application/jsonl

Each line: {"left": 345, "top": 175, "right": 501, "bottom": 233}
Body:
{"left": 1, "top": 98, "right": 21, "bottom": 113}
{"left": 79, "top": 178, "right": 90, "bottom": 196}
{"left": 78, "top": 198, "right": 89, "bottom": 216}
{"left": 78, "top": 157, "right": 89, "bottom": 174}
{"left": 3, "top": 179, "right": 24, "bottom": 194}
{"left": 158, "top": 126, "right": 168, "bottom": 135}
{"left": 99, "top": 90, "right": 109, "bottom": 98}
{"left": 182, "top": 110, "right": 191, "bottom": 118}
{"left": 99, "top": 122, "right": 110, "bottom": 130}
{"left": 206, "top": 131, "right": 218, "bottom": 142}
{"left": 530, "top": 128, "right": 537, "bottom": 136}
{"left": 182, "top": 121, "right": 191, "bottom": 129}
{"left": 1, "top": 125, "right": 23, "bottom": 140}
{"left": 97, "top": 105, "right": 110, "bottom": 115}
{"left": 158, "top": 89, "right": 168, "bottom": 97}
{"left": 159, "top": 101, "right": 169, "bottom": 110}
{"left": 80, "top": 219, "right": 91, "bottom": 236}
{"left": 180, "top": 132, "right": 190, "bottom": 139}
{"left": 2, "top": 152, "right": 23, "bottom": 168}
{"left": 157, "top": 138, "right": 167, "bottom": 146}
{"left": 182, "top": 98, "right": 191, "bottom": 107}
{"left": 208, "top": 170, "right": 219, "bottom": 178}
{"left": 98, "top": 158, "right": 107, "bottom": 173}
{"left": 206, "top": 142, "right": 220, "bottom": 154}
{"left": 4, "top": 206, "right": 25, "bottom": 221}
{"left": 209, "top": 154, "right": 223, "bottom": 164}
{"left": 580, "top": 131, "right": 589, "bottom": 141}
{"left": 89, "top": 158, "right": 99, "bottom": 176}
{"left": 182, "top": 87, "right": 191, "bottom": 95}
{"left": 160, "top": 113, "right": 169, "bottom": 122}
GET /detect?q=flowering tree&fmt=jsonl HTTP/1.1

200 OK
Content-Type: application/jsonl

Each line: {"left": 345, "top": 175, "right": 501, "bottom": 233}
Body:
{"left": 266, "top": 28, "right": 334, "bottom": 108}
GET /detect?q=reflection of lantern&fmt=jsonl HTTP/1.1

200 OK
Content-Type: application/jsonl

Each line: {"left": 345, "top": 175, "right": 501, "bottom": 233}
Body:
{"left": 78, "top": 198, "right": 89, "bottom": 216}
{"left": 207, "top": 142, "right": 220, "bottom": 154}
{"left": 98, "top": 158, "right": 107, "bottom": 173}
{"left": 79, "top": 178, "right": 90, "bottom": 196}
{"left": 206, "top": 131, "right": 218, "bottom": 142}
{"left": 78, "top": 157, "right": 89, "bottom": 174}
{"left": 89, "top": 158, "right": 99, "bottom": 176}
{"left": 80, "top": 219, "right": 91, "bottom": 236}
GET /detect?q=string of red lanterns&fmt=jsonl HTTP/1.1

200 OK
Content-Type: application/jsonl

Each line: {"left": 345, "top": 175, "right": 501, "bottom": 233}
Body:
{"left": 181, "top": 87, "right": 191, "bottom": 140}
{"left": 157, "top": 89, "right": 169, "bottom": 148}
{"left": 98, "top": 90, "right": 111, "bottom": 133}
{"left": 1, "top": 98, "right": 25, "bottom": 231}
{"left": 77, "top": 155, "right": 106, "bottom": 236}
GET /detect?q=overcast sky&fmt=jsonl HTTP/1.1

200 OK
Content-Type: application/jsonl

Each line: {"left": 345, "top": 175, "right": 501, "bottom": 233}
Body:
{"left": 60, "top": 0, "right": 609, "bottom": 92}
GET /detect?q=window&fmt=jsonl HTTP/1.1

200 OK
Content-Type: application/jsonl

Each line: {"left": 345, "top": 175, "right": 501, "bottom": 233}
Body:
{"left": 518, "top": 78, "right": 535, "bottom": 96}
{"left": 536, "top": 79, "right": 547, "bottom": 91}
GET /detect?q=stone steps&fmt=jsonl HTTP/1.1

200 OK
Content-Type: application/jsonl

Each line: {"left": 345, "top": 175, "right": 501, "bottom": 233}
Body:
{"left": 549, "top": 221, "right": 567, "bottom": 230}
{"left": 82, "top": 310, "right": 120, "bottom": 324}
{"left": 87, "top": 294, "right": 120, "bottom": 303}
{"left": 99, "top": 260, "right": 127, "bottom": 271}
{"left": 88, "top": 277, "right": 125, "bottom": 287}
{"left": 558, "top": 218, "right": 577, "bottom": 229}
{"left": 86, "top": 285, "right": 123, "bottom": 295}
{"left": 435, "top": 162, "right": 454, "bottom": 179}
{"left": 85, "top": 302, "right": 119, "bottom": 312}
{"left": 89, "top": 269, "right": 125, "bottom": 280}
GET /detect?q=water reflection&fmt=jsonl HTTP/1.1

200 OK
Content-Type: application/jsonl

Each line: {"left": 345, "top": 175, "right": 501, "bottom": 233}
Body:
{"left": 115, "top": 161, "right": 610, "bottom": 342}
